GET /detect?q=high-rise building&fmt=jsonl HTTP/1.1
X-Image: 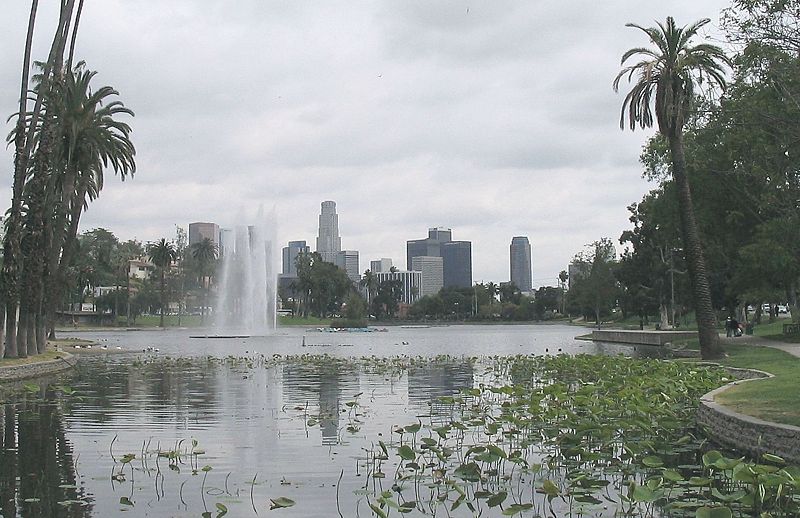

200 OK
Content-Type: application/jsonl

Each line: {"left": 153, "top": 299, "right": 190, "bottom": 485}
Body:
{"left": 411, "top": 256, "right": 443, "bottom": 297}
{"left": 188, "top": 222, "right": 220, "bottom": 247}
{"left": 282, "top": 240, "right": 310, "bottom": 276}
{"left": 375, "top": 270, "right": 422, "bottom": 305}
{"left": 510, "top": 236, "right": 532, "bottom": 292}
{"left": 370, "top": 258, "right": 393, "bottom": 273}
{"left": 316, "top": 201, "right": 341, "bottom": 263}
{"left": 441, "top": 241, "right": 472, "bottom": 289}
{"left": 407, "top": 227, "right": 472, "bottom": 289}
{"left": 335, "top": 250, "right": 360, "bottom": 283}
{"left": 218, "top": 228, "right": 233, "bottom": 257}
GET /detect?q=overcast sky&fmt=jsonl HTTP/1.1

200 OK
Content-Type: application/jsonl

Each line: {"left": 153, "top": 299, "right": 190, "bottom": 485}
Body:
{"left": 0, "top": 1, "right": 732, "bottom": 286}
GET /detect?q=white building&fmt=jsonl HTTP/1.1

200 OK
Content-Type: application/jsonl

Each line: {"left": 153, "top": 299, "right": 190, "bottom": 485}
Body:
{"left": 375, "top": 270, "right": 422, "bottom": 305}
{"left": 128, "top": 257, "right": 155, "bottom": 280}
{"left": 411, "top": 256, "right": 443, "bottom": 297}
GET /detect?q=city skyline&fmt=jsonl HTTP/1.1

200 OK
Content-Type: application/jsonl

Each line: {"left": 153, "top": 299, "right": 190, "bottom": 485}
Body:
{"left": 1, "top": 1, "right": 731, "bottom": 286}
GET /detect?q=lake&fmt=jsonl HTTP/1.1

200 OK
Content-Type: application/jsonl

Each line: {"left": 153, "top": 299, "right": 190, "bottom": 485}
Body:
{"left": 0, "top": 324, "right": 666, "bottom": 517}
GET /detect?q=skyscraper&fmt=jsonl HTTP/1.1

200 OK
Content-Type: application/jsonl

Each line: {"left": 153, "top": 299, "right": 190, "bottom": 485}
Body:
{"left": 316, "top": 201, "right": 341, "bottom": 263}
{"left": 441, "top": 241, "right": 472, "bottom": 289}
{"left": 188, "top": 222, "right": 220, "bottom": 247}
{"left": 407, "top": 227, "right": 472, "bottom": 289}
{"left": 335, "top": 250, "right": 360, "bottom": 283}
{"left": 510, "top": 236, "right": 532, "bottom": 292}
{"left": 282, "top": 240, "right": 310, "bottom": 276}
{"left": 411, "top": 256, "right": 443, "bottom": 297}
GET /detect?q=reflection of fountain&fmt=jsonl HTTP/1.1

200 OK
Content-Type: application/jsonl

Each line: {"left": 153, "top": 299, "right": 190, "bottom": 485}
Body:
{"left": 215, "top": 210, "right": 277, "bottom": 334}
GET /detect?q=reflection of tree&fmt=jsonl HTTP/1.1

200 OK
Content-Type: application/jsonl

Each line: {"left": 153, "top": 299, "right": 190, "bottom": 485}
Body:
{"left": 408, "top": 361, "right": 474, "bottom": 423}
{"left": 281, "top": 361, "right": 360, "bottom": 445}
{"left": 0, "top": 400, "right": 92, "bottom": 518}
{"left": 70, "top": 361, "right": 220, "bottom": 426}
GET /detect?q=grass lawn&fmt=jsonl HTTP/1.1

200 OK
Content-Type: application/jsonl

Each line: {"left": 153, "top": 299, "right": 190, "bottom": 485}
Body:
{"left": 714, "top": 343, "right": 800, "bottom": 427}
{"left": 753, "top": 317, "right": 800, "bottom": 343}
{"left": 122, "top": 314, "right": 204, "bottom": 327}
{"left": 0, "top": 349, "right": 65, "bottom": 367}
{"left": 655, "top": 326, "right": 799, "bottom": 427}
{"left": 278, "top": 315, "right": 332, "bottom": 327}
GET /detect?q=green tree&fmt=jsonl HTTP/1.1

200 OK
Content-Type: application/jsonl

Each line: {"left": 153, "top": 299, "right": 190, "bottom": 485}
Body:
{"left": 499, "top": 282, "right": 521, "bottom": 305}
{"left": 359, "top": 269, "right": 377, "bottom": 309}
{"left": 44, "top": 63, "right": 135, "bottom": 336}
{"left": 190, "top": 238, "right": 218, "bottom": 324}
{"left": 148, "top": 239, "right": 177, "bottom": 327}
{"left": 373, "top": 279, "right": 403, "bottom": 319}
{"left": 3, "top": 0, "right": 80, "bottom": 358}
{"left": 614, "top": 17, "right": 731, "bottom": 359}
{"left": 558, "top": 270, "right": 569, "bottom": 314}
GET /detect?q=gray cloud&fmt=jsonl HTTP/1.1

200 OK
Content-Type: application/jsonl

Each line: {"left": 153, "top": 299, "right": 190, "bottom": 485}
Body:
{"left": 0, "top": 0, "right": 731, "bottom": 284}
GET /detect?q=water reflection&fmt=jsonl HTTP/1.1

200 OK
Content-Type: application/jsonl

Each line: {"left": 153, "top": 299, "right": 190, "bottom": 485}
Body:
{"left": 0, "top": 323, "right": 639, "bottom": 517}
{"left": 0, "top": 398, "right": 91, "bottom": 518}
{"left": 282, "top": 360, "right": 361, "bottom": 445}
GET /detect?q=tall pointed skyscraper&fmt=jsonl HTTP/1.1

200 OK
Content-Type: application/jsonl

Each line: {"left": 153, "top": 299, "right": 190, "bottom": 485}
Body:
{"left": 316, "top": 201, "right": 342, "bottom": 263}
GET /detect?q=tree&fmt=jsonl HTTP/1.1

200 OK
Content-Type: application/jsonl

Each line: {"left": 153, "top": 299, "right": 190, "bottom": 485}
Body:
{"left": 3, "top": 3, "right": 135, "bottom": 357}
{"left": 43, "top": 62, "right": 135, "bottom": 337}
{"left": 499, "top": 282, "right": 521, "bottom": 305}
{"left": 114, "top": 239, "right": 143, "bottom": 326}
{"left": 148, "top": 239, "right": 177, "bottom": 327}
{"left": 614, "top": 17, "right": 731, "bottom": 359}
{"left": 190, "top": 238, "right": 218, "bottom": 324}
{"left": 558, "top": 270, "right": 569, "bottom": 314}
{"left": 485, "top": 282, "right": 499, "bottom": 306}
{"left": 567, "top": 240, "right": 619, "bottom": 326}
{"left": 373, "top": 279, "right": 403, "bottom": 319}
{"left": 533, "top": 287, "right": 561, "bottom": 319}
{"left": 359, "top": 269, "right": 377, "bottom": 310}
{"left": 3, "top": 0, "right": 79, "bottom": 358}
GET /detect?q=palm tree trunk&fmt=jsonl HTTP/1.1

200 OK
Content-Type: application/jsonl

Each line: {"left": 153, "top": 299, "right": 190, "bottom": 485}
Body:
{"left": 669, "top": 134, "right": 724, "bottom": 359}
{"left": 35, "top": 310, "right": 46, "bottom": 354}
{"left": 5, "top": 304, "right": 18, "bottom": 358}
{"left": 0, "top": 306, "right": 4, "bottom": 358}
{"left": 160, "top": 271, "right": 166, "bottom": 327}
{"left": 16, "top": 310, "right": 28, "bottom": 359}
{"left": 1, "top": 1, "right": 39, "bottom": 362}
{"left": 126, "top": 270, "right": 131, "bottom": 327}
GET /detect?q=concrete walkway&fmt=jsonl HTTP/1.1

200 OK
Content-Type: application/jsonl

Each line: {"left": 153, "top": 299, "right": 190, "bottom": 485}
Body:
{"left": 720, "top": 334, "right": 800, "bottom": 358}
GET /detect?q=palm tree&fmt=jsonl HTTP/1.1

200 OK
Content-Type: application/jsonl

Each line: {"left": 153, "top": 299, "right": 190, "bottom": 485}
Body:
{"left": 148, "top": 239, "right": 177, "bottom": 327}
{"left": 614, "top": 17, "right": 730, "bottom": 359}
{"left": 360, "top": 269, "right": 377, "bottom": 307}
{"left": 558, "top": 270, "right": 569, "bottom": 314}
{"left": 45, "top": 62, "right": 135, "bottom": 337}
{"left": 190, "top": 238, "right": 218, "bottom": 324}
{"left": 486, "top": 282, "right": 499, "bottom": 306}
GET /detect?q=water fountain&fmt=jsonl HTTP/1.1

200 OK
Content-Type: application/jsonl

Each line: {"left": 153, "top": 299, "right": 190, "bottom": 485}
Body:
{"left": 214, "top": 210, "right": 277, "bottom": 335}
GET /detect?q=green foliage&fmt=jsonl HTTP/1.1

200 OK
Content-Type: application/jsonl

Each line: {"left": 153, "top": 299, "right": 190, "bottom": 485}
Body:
{"left": 618, "top": 5, "right": 800, "bottom": 324}
{"left": 566, "top": 239, "right": 620, "bottom": 324}
{"left": 294, "top": 252, "right": 354, "bottom": 318}
{"left": 372, "top": 279, "right": 403, "bottom": 319}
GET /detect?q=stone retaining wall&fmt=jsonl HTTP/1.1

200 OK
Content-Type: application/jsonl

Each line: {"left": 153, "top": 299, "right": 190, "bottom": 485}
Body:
{"left": 0, "top": 353, "right": 77, "bottom": 382}
{"left": 591, "top": 329, "right": 697, "bottom": 346}
{"left": 697, "top": 369, "right": 800, "bottom": 464}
